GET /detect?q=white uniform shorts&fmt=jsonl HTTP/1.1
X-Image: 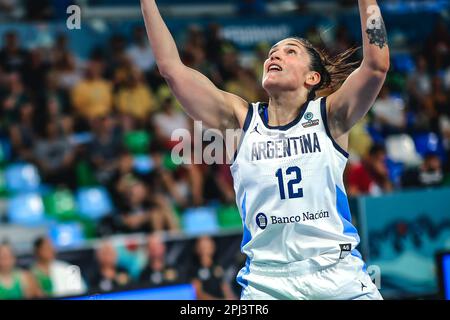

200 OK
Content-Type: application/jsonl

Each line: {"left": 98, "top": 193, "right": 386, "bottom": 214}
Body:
{"left": 239, "top": 255, "right": 382, "bottom": 300}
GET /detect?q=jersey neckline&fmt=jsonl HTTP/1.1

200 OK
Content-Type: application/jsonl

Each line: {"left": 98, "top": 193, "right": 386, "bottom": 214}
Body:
{"left": 258, "top": 98, "right": 312, "bottom": 131}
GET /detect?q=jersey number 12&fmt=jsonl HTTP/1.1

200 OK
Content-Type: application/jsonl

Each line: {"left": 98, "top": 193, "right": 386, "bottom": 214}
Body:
{"left": 275, "top": 166, "right": 303, "bottom": 200}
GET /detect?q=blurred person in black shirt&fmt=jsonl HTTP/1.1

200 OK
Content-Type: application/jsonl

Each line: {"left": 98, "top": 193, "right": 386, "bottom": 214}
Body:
{"left": 401, "top": 153, "right": 444, "bottom": 189}
{"left": 1, "top": 72, "right": 30, "bottom": 125}
{"left": 117, "top": 178, "right": 179, "bottom": 233}
{"left": 88, "top": 115, "right": 124, "bottom": 185}
{"left": 138, "top": 234, "right": 181, "bottom": 287}
{"left": 189, "top": 236, "right": 237, "bottom": 300}
{"left": 8, "top": 101, "right": 37, "bottom": 161}
{"left": 89, "top": 241, "right": 131, "bottom": 293}
{"left": 0, "top": 32, "right": 28, "bottom": 74}
{"left": 32, "top": 122, "right": 77, "bottom": 188}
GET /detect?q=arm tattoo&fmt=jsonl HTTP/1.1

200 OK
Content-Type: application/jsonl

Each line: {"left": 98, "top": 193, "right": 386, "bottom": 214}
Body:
{"left": 366, "top": 5, "right": 388, "bottom": 49}
{"left": 366, "top": 17, "right": 387, "bottom": 49}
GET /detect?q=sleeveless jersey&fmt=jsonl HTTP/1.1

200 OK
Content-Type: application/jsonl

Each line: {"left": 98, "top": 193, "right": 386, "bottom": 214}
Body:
{"left": 230, "top": 96, "right": 362, "bottom": 272}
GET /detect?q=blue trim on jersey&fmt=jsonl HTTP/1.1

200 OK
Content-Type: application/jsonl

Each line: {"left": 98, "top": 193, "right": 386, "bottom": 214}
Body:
{"left": 320, "top": 97, "right": 350, "bottom": 158}
{"left": 237, "top": 193, "right": 251, "bottom": 296}
{"left": 336, "top": 185, "right": 359, "bottom": 238}
{"left": 236, "top": 258, "right": 250, "bottom": 297}
{"left": 258, "top": 98, "right": 311, "bottom": 131}
{"left": 233, "top": 103, "right": 254, "bottom": 162}
{"left": 351, "top": 249, "right": 367, "bottom": 273}
{"left": 240, "top": 192, "right": 251, "bottom": 249}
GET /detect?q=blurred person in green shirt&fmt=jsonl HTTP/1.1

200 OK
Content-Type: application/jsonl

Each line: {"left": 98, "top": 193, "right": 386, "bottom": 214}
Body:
{"left": 0, "top": 242, "right": 41, "bottom": 300}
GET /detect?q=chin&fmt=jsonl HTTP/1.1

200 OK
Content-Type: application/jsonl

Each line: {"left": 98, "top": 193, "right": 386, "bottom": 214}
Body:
{"left": 263, "top": 78, "right": 296, "bottom": 95}
{"left": 262, "top": 77, "right": 281, "bottom": 93}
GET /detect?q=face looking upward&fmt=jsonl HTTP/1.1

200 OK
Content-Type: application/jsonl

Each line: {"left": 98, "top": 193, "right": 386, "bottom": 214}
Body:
{"left": 262, "top": 38, "right": 321, "bottom": 96}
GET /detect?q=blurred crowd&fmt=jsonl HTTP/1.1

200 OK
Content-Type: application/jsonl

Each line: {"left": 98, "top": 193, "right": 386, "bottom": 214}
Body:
{"left": 0, "top": 3, "right": 450, "bottom": 300}
{"left": 0, "top": 234, "right": 240, "bottom": 299}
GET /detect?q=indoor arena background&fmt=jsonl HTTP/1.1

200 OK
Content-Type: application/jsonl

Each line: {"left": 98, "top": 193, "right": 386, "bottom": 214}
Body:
{"left": 0, "top": 0, "right": 450, "bottom": 300}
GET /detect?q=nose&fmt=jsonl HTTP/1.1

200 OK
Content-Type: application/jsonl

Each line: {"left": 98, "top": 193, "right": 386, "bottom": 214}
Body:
{"left": 270, "top": 52, "right": 281, "bottom": 61}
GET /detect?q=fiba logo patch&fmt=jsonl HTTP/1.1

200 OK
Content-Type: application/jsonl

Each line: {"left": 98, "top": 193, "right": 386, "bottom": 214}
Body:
{"left": 304, "top": 112, "right": 314, "bottom": 121}
{"left": 256, "top": 213, "right": 268, "bottom": 230}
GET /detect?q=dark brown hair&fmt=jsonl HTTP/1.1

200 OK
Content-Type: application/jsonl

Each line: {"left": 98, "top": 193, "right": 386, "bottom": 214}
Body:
{"left": 290, "top": 37, "right": 360, "bottom": 100}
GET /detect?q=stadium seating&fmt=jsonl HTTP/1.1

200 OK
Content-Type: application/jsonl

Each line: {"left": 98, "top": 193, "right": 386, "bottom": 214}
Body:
{"left": 413, "top": 133, "right": 447, "bottom": 161}
{"left": 181, "top": 207, "right": 220, "bottom": 235}
{"left": 217, "top": 205, "right": 242, "bottom": 230}
{"left": 7, "top": 193, "right": 48, "bottom": 226}
{"left": 48, "top": 222, "right": 85, "bottom": 248}
{"left": 43, "top": 189, "right": 77, "bottom": 222}
{"left": 76, "top": 187, "right": 113, "bottom": 220}
{"left": 0, "top": 138, "right": 11, "bottom": 165}
{"left": 385, "top": 134, "right": 422, "bottom": 167}
{"left": 5, "top": 163, "right": 41, "bottom": 193}
{"left": 133, "top": 155, "right": 155, "bottom": 174}
{"left": 0, "top": 168, "right": 7, "bottom": 197}
{"left": 124, "top": 131, "right": 152, "bottom": 155}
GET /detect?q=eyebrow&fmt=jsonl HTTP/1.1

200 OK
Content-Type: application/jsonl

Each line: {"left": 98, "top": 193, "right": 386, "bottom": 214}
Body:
{"left": 269, "top": 42, "right": 303, "bottom": 55}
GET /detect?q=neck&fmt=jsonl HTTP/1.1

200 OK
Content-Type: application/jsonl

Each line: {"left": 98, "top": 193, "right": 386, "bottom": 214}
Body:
{"left": 267, "top": 90, "right": 309, "bottom": 127}
{"left": 37, "top": 258, "right": 51, "bottom": 268}
{"left": 200, "top": 256, "right": 213, "bottom": 268}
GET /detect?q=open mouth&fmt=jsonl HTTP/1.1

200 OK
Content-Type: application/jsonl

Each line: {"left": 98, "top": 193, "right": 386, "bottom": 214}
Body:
{"left": 268, "top": 63, "right": 282, "bottom": 73}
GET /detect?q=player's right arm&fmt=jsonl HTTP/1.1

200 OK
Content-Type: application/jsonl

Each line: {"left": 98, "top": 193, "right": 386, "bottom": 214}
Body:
{"left": 140, "top": 0, "right": 248, "bottom": 129}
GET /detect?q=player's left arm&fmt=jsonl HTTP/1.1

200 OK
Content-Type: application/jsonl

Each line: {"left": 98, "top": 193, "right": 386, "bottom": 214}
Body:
{"left": 327, "top": 0, "right": 390, "bottom": 146}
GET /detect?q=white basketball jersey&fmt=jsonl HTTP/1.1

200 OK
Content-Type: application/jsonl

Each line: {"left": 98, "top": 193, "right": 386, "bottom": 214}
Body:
{"left": 230, "top": 96, "right": 362, "bottom": 271}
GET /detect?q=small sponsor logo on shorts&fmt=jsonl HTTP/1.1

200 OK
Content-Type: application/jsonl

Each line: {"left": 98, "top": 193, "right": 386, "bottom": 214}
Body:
{"left": 339, "top": 243, "right": 352, "bottom": 259}
{"left": 256, "top": 213, "right": 268, "bottom": 230}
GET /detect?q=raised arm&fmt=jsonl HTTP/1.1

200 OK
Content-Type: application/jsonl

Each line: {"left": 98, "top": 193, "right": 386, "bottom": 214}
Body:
{"left": 327, "top": 0, "right": 390, "bottom": 143}
{"left": 140, "top": 0, "right": 248, "bottom": 129}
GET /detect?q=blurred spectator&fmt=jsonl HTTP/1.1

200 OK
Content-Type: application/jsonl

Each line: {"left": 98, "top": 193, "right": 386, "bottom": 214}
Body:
{"left": 423, "top": 18, "right": 450, "bottom": 72}
{"left": 348, "top": 118, "right": 373, "bottom": 160}
{"left": 252, "top": 42, "right": 271, "bottom": 84}
{"left": 0, "top": 241, "right": 41, "bottom": 299}
{"left": 189, "top": 236, "right": 237, "bottom": 300}
{"left": 202, "top": 164, "right": 236, "bottom": 204}
{"left": 30, "top": 237, "right": 87, "bottom": 298}
{"left": 204, "top": 23, "right": 229, "bottom": 68}
{"left": 53, "top": 51, "right": 82, "bottom": 91}
{"left": 159, "top": 163, "right": 205, "bottom": 208}
{"left": 346, "top": 144, "right": 393, "bottom": 196}
{"left": 407, "top": 55, "right": 432, "bottom": 113}
{"left": 427, "top": 75, "right": 449, "bottom": 134}
{"left": 33, "top": 122, "right": 77, "bottom": 188}
{"left": 22, "top": 48, "right": 51, "bottom": 102}
{"left": 126, "top": 26, "right": 156, "bottom": 74}
{"left": 371, "top": 85, "right": 406, "bottom": 136}
{"left": 88, "top": 241, "right": 131, "bottom": 293}
{"left": 225, "top": 67, "right": 261, "bottom": 103}
{"left": 153, "top": 93, "right": 190, "bottom": 150}
{"left": 1, "top": 72, "right": 29, "bottom": 125}
{"left": 138, "top": 234, "right": 182, "bottom": 287}
{"left": 88, "top": 115, "right": 123, "bottom": 185}
{"left": 71, "top": 60, "right": 113, "bottom": 120}
{"left": 0, "top": 31, "right": 28, "bottom": 73}
{"left": 9, "top": 101, "right": 36, "bottom": 161}
{"left": 115, "top": 67, "right": 156, "bottom": 121}
{"left": 401, "top": 153, "right": 444, "bottom": 189}
{"left": 117, "top": 178, "right": 179, "bottom": 233}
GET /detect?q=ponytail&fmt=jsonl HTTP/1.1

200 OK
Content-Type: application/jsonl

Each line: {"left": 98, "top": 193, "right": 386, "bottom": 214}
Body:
{"left": 292, "top": 37, "right": 360, "bottom": 99}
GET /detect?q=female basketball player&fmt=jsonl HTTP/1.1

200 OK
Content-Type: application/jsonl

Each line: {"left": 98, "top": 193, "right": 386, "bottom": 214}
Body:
{"left": 141, "top": 0, "right": 389, "bottom": 300}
